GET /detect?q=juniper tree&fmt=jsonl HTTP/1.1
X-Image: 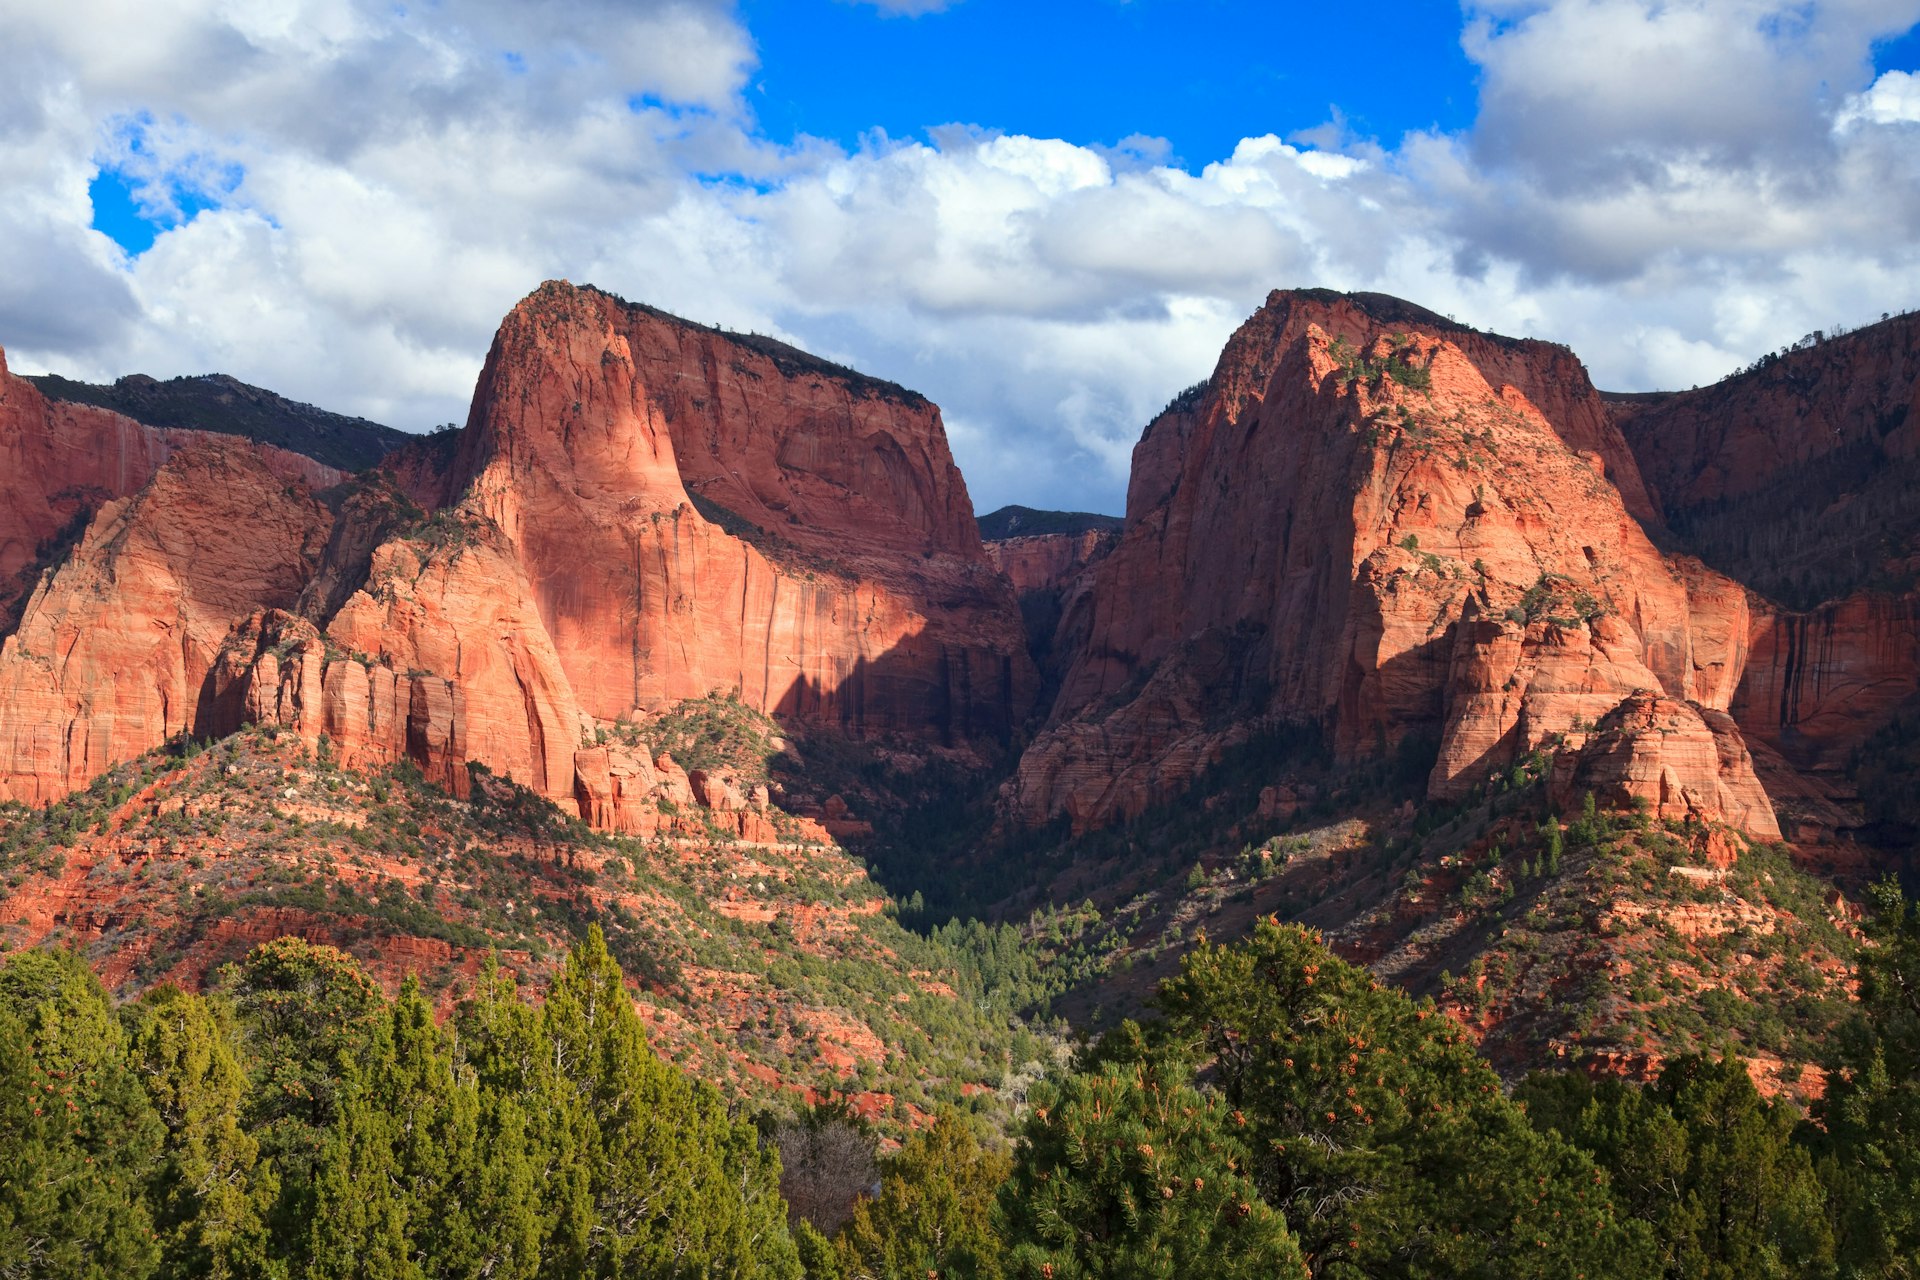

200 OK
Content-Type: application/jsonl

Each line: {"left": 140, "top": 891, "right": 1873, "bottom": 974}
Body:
{"left": 836, "top": 1112, "right": 1008, "bottom": 1280}
{"left": 1151, "top": 919, "right": 1656, "bottom": 1279}
{"left": 997, "top": 1054, "right": 1305, "bottom": 1280}
{"left": 0, "top": 949, "right": 165, "bottom": 1280}
{"left": 121, "top": 984, "right": 268, "bottom": 1280}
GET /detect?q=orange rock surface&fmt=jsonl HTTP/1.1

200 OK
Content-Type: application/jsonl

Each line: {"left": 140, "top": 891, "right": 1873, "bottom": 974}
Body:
{"left": 0, "top": 346, "right": 341, "bottom": 624}
{"left": 446, "top": 282, "right": 1034, "bottom": 742}
{"left": 1548, "top": 692, "right": 1781, "bottom": 839}
{"left": 984, "top": 530, "right": 1117, "bottom": 598}
{"left": 0, "top": 440, "right": 336, "bottom": 804}
{"left": 1734, "top": 591, "right": 1920, "bottom": 773}
{"left": 0, "top": 285, "right": 1034, "bottom": 819}
{"left": 1011, "top": 291, "right": 1770, "bottom": 834}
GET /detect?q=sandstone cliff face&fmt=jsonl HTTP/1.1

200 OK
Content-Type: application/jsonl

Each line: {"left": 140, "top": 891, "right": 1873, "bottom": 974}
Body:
{"left": 0, "top": 286, "right": 1034, "bottom": 818}
{"left": 1612, "top": 315, "right": 1920, "bottom": 789}
{"left": 0, "top": 347, "right": 340, "bottom": 628}
{"left": 1011, "top": 291, "right": 1769, "bottom": 835}
{"left": 0, "top": 440, "right": 335, "bottom": 803}
{"left": 445, "top": 283, "right": 1034, "bottom": 743}
{"left": 1614, "top": 313, "right": 1920, "bottom": 513}
{"left": 1734, "top": 592, "right": 1920, "bottom": 774}
{"left": 984, "top": 530, "right": 1117, "bottom": 599}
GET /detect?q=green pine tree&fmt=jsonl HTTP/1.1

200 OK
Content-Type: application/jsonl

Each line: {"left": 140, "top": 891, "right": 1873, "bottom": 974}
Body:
{"left": 121, "top": 983, "right": 269, "bottom": 1280}
{"left": 835, "top": 1112, "right": 1009, "bottom": 1280}
{"left": 1523, "top": 1054, "right": 1832, "bottom": 1279}
{"left": 997, "top": 1054, "right": 1305, "bottom": 1279}
{"left": 221, "top": 937, "right": 389, "bottom": 1270}
{"left": 467, "top": 929, "right": 800, "bottom": 1279}
{"left": 0, "top": 948, "right": 165, "bottom": 1280}
{"left": 1813, "top": 878, "right": 1920, "bottom": 1278}
{"left": 1152, "top": 919, "right": 1656, "bottom": 1278}
{"left": 306, "top": 976, "right": 543, "bottom": 1280}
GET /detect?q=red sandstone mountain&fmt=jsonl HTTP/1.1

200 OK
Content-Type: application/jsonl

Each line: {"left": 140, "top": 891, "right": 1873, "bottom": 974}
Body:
{"left": 1009, "top": 290, "right": 1773, "bottom": 838}
{"left": 0, "top": 283, "right": 1034, "bottom": 817}
{"left": 1610, "top": 315, "right": 1920, "bottom": 847}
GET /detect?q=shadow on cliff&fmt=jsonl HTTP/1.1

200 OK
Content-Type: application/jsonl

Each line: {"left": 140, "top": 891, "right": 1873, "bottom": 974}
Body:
{"left": 769, "top": 641, "right": 1024, "bottom": 751}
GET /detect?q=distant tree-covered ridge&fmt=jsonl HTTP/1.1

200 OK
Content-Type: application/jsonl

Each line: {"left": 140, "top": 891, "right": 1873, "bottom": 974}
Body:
{"left": 976, "top": 505, "right": 1123, "bottom": 541}
{"left": 28, "top": 369, "right": 411, "bottom": 472}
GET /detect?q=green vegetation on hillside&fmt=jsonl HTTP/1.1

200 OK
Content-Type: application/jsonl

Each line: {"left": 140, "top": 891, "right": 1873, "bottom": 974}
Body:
{"left": 0, "top": 729, "right": 1063, "bottom": 1130}
{"left": 5, "top": 890, "right": 1917, "bottom": 1277}
{"left": 975, "top": 505, "right": 1124, "bottom": 541}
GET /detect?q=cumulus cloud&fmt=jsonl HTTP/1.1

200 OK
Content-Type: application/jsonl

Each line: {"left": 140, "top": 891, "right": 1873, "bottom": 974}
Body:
{"left": 0, "top": 0, "right": 1917, "bottom": 514}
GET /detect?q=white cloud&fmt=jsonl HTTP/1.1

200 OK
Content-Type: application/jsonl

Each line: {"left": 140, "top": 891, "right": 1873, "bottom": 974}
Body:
{"left": 1839, "top": 68, "right": 1920, "bottom": 123}
{"left": 1, "top": 0, "right": 1917, "bottom": 515}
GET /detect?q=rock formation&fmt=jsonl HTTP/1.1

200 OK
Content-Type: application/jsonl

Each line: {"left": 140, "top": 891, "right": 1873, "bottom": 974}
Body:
{"left": 1548, "top": 692, "right": 1781, "bottom": 839}
{"left": 444, "top": 282, "right": 1034, "bottom": 743}
{"left": 984, "top": 529, "right": 1117, "bottom": 600}
{"left": 0, "top": 285, "right": 1035, "bottom": 819}
{"left": 1009, "top": 290, "right": 1772, "bottom": 835}
{"left": 0, "top": 346, "right": 340, "bottom": 627}
{"left": 1612, "top": 314, "right": 1920, "bottom": 796}
{"left": 0, "top": 439, "right": 337, "bottom": 803}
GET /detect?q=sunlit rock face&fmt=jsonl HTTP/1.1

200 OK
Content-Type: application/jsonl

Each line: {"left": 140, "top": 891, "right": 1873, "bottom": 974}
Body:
{"left": 1010, "top": 290, "right": 1773, "bottom": 836}
{"left": 0, "top": 284, "right": 1036, "bottom": 819}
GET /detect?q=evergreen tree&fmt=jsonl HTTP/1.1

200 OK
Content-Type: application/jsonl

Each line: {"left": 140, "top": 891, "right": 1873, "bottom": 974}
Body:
{"left": 1814, "top": 879, "right": 1920, "bottom": 1277}
{"left": 457, "top": 961, "right": 596, "bottom": 1279}
{"left": 794, "top": 1222, "right": 842, "bottom": 1280}
{"left": 122, "top": 984, "right": 269, "bottom": 1280}
{"left": 997, "top": 1055, "right": 1305, "bottom": 1279}
{"left": 1153, "top": 919, "right": 1656, "bottom": 1278}
{"left": 220, "top": 937, "right": 389, "bottom": 1268}
{"left": 1520, "top": 1056, "right": 1833, "bottom": 1279}
{"left": 469, "top": 928, "right": 800, "bottom": 1279}
{"left": 0, "top": 949, "right": 165, "bottom": 1280}
{"left": 307, "top": 977, "right": 542, "bottom": 1280}
{"left": 836, "top": 1113, "right": 1008, "bottom": 1280}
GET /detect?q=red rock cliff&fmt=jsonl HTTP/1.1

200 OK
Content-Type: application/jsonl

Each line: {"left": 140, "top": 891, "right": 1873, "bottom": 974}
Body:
{"left": 443, "top": 282, "right": 1033, "bottom": 742}
{"left": 0, "top": 286, "right": 1035, "bottom": 814}
{"left": 1613, "top": 315, "right": 1920, "bottom": 783}
{"left": 0, "top": 440, "right": 336, "bottom": 803}
{"left": 1011, "top": 291, "right": 1769, "bottom": 835}
{"left": 0, "top": 346, "right": 341, "bottom": 627}
{"left": 985, "top": 530, "right": 1118, "bottom": 599}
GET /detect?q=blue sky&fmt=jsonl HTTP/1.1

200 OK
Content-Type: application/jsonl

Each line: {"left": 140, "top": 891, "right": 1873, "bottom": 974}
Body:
{"left": 5, "top": 0, "right": 1920, "bottom": 515}
{"left": 740, "top": 0, "right": 1479, "bottom": 164}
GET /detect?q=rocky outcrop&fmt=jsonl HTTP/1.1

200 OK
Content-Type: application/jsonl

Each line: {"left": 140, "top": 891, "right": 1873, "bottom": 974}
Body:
{"left": 1549, "top": 692, "right": 1781, "bottom": 839}
{"left": 0, "top": 440, "right": 336, "bottom": 804}
{"left": 1011, "top": 291, "right": 1770, "bottom": 834}
{"left": 1733, "top": 592, "right": 1920, "bottom": 773}
{"left": 0, "top": 285, "right": 1035, "bottom": 819}
{"left": 0, "top": 346, "right": 340, "bottom": 628}
{"left": 984, "top": 530, "right": 1117, "bottom": 599}
{"left": 1613, "top": 313, "right": 1920, "bottom": 514}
